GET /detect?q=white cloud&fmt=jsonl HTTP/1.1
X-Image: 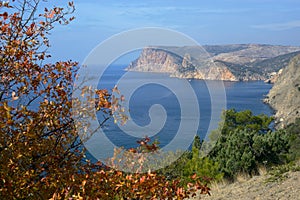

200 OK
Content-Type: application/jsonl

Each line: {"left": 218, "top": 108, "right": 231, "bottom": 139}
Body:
{"left": 252, "top": 20, "right": 300, "bottom": 31}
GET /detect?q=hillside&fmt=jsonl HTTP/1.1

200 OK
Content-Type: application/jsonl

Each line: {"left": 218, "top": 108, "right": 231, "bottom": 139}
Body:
{"left": 195, "top": 170, "right": 300, "bottom": 200}
{"left": 127, "top": 44, "right": 300, "bottom": 81}
{"left": 265, "top": 53, "right": 300, "bottom": 128}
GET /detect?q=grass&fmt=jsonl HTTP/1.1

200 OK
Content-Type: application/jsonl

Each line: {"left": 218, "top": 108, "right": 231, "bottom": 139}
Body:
{"left": 235, "top": 172, "right": 251, "bottom": 183}
{"left": 265, "top": 160, "right": 300, "bottom": 183}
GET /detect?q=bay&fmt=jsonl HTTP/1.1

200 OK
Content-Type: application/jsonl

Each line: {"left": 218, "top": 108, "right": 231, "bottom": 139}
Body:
{"left": 91, "top": 65, "right": 273, "bottom": 151}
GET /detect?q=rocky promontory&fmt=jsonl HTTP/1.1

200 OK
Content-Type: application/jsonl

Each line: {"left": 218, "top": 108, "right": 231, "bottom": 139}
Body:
{"left": 127, "top": 44, "right": 300, "bottom": 81}
{"left": 265, "top": 53, "right": 300, "bottom": 128}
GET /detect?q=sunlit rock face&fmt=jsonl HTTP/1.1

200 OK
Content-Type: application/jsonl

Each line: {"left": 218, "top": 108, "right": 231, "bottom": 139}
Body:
{"left": 266, "top": 53, "right": 300, "bottom": 128}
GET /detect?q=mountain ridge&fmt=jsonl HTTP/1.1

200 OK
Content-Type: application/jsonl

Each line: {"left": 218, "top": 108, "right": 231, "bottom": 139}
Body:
{"left": 127, "top": 44, "right": 300, "bottom": 81}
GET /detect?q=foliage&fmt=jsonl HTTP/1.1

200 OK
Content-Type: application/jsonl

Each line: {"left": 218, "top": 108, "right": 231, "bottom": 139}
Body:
{"left": 43, "top": 138, "right": 211, "bottom": 200}
{"left": 106, "top": 136, "right": 160, "bottom": 173}
{"left": 64, "top": 168, "right": 209, "bottom": 200}
{"left": 182, "top": 136, "right": 223, "bottom": 183}
{"left": 209, "top": 109, "right": 290, "bottom": 180}
{"left": 0, "top": 1, "right": 84, "bottom": 198}
{"left": 220, "top": 109, "right": 273, "bottom": 134}
{"left": 157, "top": 151, "right": 191, "bottom": 181}
{"left": 0, "top": 1, "right": 209, "bottom": 199}
{"left": 285, "top": 118, "right": 300, "bottom": 161}
{"left": 92, "top": 137, "right": 211, "bottom": 200}
{"left": 157, "top": 136, "right": 223, "bottom": 186}
{"left": 252, "top": 130, "right": 290, "bottom": 164}
{"left": 155, "top": 111, "right": 298, "bottom": 186}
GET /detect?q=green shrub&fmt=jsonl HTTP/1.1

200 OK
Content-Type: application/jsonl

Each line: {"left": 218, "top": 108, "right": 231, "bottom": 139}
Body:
{"left": 208, "top": 109, "right": 290, "bottom": 180}
{"left": 286, "top": 118, "right": 300, "bottom": 161}
{"left": 157, "top": 136, "right": 223, "bottom": 185}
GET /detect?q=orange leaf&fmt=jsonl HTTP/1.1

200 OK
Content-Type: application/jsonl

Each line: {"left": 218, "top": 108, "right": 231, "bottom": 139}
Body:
{"left": 47, "top": 10, "right": 55, "bottom": 19}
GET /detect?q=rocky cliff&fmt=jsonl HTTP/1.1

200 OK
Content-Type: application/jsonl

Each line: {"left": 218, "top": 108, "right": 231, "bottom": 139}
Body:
{"left": 127, "top": 44, "right": 300, "bottom": 81}
{"left": 265, "top": 53, "right": 300, "bottom": 128}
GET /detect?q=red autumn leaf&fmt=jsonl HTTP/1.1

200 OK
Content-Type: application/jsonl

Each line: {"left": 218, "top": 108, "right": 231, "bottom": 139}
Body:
{"left": 0, "top": 12, "right": 8, "bottom": 20}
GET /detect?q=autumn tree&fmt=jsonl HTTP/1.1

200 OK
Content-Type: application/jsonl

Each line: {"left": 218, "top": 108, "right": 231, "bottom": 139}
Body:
{"left": 0, "top": 0, "right": 122, "bottom": 198}
{"left": 0, "top": 0, "right": 86, "bottom": 198}
{"left": 0, "top": 1, "right": 209, "bottom": 199}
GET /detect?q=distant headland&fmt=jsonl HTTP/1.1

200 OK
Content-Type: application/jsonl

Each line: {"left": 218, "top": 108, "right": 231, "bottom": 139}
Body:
{"left": 127, "top": 44, "right": 300, "bottom": 81}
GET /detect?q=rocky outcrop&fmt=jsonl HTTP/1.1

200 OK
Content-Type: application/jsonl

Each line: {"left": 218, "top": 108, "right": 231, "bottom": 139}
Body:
{"left": 265, "top": 54, "right": 300, "bottom": 128}
{"left": 264, "top": 69, "right": 283, "bottom": 84}
{"left": 127, "top": 44, "right": 300, "bottom": 81}
{"left": 171, "top": 62, "right": 237, "bottom": 81}
{"left": 128, "top": 48, "right": 182, "bottom": 73}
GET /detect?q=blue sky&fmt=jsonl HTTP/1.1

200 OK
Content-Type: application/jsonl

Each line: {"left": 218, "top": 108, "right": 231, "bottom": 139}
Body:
{"left": 49, "top": 0, "right": 300, "bottom": 63}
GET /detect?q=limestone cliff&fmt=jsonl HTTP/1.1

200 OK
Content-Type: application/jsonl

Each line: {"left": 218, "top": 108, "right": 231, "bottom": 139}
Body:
{"left": 128, "top": 48, "right": 182, "bottom": 73}
{"left": 127, "top": 44, "right": 300, "bottom": 81}
{"left": 265, "top": 53, "right": 300, "bottom": 128}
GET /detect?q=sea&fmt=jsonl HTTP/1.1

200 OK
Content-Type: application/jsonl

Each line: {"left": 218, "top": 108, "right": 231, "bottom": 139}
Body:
{"left": 85, "top": 64, "right": 273, "bottom": 153}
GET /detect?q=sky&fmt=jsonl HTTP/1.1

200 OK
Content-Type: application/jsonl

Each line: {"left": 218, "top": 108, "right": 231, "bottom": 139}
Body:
{"left": 48, "top": 0, "right": 300, "bottom": 63}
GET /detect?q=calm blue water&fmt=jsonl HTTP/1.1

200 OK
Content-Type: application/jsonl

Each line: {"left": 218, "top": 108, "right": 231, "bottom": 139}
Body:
{"left": 93, "top": 65, "right": 273, "bottom": 150}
